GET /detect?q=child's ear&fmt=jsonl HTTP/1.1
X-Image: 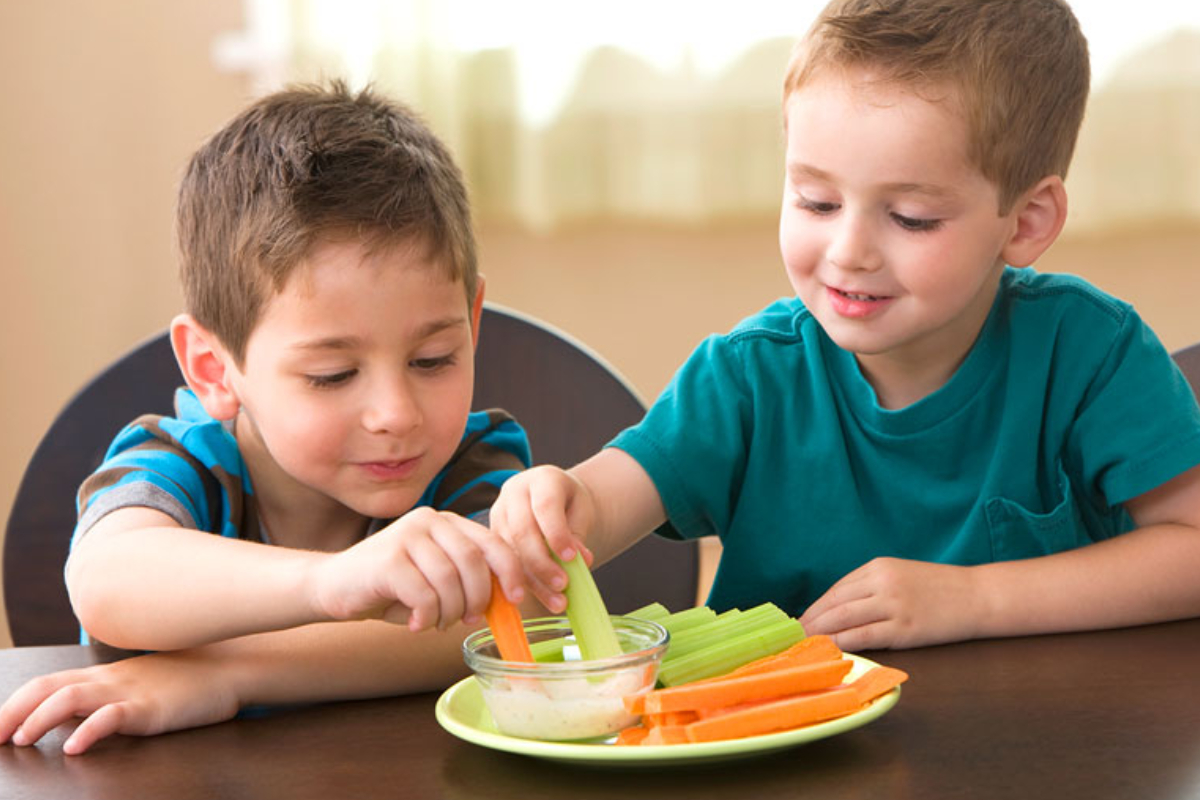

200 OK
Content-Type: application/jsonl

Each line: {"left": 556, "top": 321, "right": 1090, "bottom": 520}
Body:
{"left": 1001, "top": 176, "right": 1068, "bottom": 268}
{"left": 470, "top": 274, "right": 487, "bottom": 349}
{"left": 169, "top": 314, "right": 241, "bottom": 421}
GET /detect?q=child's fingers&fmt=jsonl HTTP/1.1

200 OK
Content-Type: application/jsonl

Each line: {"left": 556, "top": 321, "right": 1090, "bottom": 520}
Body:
{"left": 801, "top": 592, "right": 887, "bottom": 641}
{"left": 528, "top": 473, "right": 588, "bottom": 562}
{"left": 10, "top": 680, "right": 107, "bottom": 746}
{"left": 798, "top": 566, "right": 874, "bottom": 626}
{"left": 425, "top": 516, "right": 516, "bottom": 626}
{"left": 376, "top": 551, "right": 442, "bottom": 631}
{"left": 62, "top": 701, "right": 133, "bottom": 755}
{"left": 402, "top": 532, "right": 467, "bottom": 631}
{"left": 453, "top": 517, "right": 525, "bottom": 612}
{"left": 824, "top": 620, "right": 894, "bottom": 653}
{"left": 488, "top": 503, "right": 560, "bottom": 611}
{"left": 494, "top": 484, "right": 571, "bottom": 604}
{"left": 0, "top": 670, "right": 85, "bottom": 744}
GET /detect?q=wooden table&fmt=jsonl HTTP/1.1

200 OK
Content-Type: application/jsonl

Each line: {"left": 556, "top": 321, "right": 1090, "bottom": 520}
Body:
{"left": 3, "top": 619, "right": 1199, "bottom": 800}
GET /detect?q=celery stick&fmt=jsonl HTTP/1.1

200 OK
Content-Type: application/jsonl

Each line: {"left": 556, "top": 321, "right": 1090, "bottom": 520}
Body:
{"left": 665, "top": 603, "right": 786, "bottom": 661}
{"left": 627, "top": 602, "right": 671, "bottom": 623}
{"left": 556, "top": 553, "right": 623, "bottom": 660}
{"left": 657, "top": 606, "right": 718, "bottom": 635}
{"left": 657, "top": 617, "right": 806, "bottom": 686}
{"left": 529, "top": 637, "right": 568, "bottom": 663}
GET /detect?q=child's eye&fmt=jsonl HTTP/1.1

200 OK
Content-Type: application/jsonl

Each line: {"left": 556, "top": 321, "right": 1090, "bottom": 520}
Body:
{"left": 305, "top": 370, "right": 356, "bottom": 388}
{"left": 411, "top": 355, "right": 456, "bottom": 372}
{"left": 891, "top": 212, "right": 942, "bottom": 233}
{"left": 798, "top": 196, "right": 840, "bottom": 216}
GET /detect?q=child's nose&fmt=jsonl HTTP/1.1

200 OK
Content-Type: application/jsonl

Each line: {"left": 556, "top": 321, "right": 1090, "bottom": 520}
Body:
{"left": 827, "top": 213, "right": 883, "bottom": 272}
{"left": 361, "top": 378, "right": 423, "bottom": 434}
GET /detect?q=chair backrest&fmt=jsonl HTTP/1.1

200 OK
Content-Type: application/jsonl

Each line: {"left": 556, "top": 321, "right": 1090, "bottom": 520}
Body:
{"left": 3, "top": 305, "right": 697, "bottom": 645}
{"left": 1171, "top": 341, "right": 1200, "bottom": 400}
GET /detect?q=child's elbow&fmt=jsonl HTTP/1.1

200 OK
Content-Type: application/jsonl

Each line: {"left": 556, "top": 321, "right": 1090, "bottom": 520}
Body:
{"left": 64, "top": 549, "right": 138, "bottom": 649}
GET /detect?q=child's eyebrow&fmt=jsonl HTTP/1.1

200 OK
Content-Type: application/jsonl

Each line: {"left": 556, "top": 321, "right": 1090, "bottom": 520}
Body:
{"left": 289, "top": 317, "right": 468, "bottom": 352}
{"left": 787, "top": 162, "right": 958, "bottom": 200}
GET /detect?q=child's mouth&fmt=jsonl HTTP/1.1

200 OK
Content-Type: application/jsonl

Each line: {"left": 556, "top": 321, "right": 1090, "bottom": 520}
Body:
{"left": 360, "top": 457, "right": 422, "bottom": 480}
{"left": 827, "top": 286, "right": 893, "bottom": 318}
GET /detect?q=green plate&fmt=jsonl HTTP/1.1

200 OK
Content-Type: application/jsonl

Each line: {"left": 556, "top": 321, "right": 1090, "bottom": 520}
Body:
{"left": 435, "top": 653, "right": 900, "bottom": 766}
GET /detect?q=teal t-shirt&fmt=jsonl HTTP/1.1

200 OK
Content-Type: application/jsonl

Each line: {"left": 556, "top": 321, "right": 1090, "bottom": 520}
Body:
{"left": 611, "top": 268, "right": 1200, "bottom": 615}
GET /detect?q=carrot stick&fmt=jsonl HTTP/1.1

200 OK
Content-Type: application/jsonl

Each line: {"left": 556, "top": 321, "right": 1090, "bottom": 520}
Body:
{"left": 642, "top": 725, "right": 691, "bottom": 745}
{"left": 484, "top": 575, "right": 533, "bottom": 662}
{"left": 643, "top": 710, "right": 700, "bottom": 728}
{"left": 684, "top": 687, "right": 862, "bottom": 742}
{"left": 698, "top": 635, "right": 844, "bottom": 682}
{"left": 849, "top": 666, "right": 909, "bottom": 705}
{"left": 615, "top": 725, "right": 650, "bottom": 746}
{"left": 644, "top": 659, "right": 852, "bottom": 714}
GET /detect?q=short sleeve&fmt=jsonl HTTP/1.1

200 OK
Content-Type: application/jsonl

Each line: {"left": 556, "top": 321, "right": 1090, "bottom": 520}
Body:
{"left": 609, "top": 334, "right": 751, "bottom": 540}
{"left": 74, "top": 416, "right": 227, "bottom": 539}
{"left": 1068, "top": 309, "right": 1200, "bottom": 505}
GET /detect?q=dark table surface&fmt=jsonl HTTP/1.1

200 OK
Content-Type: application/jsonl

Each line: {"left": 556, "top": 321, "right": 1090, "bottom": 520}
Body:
{"left": 2, "top": 618, "right": 1199, "bottom": 800}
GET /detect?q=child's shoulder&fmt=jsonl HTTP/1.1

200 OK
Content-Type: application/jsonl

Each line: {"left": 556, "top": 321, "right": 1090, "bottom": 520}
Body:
{"left": 725, "top": 296, "right": 812, "bottom": 345}
{"left": 1001, "top": 267, "right": 1133, "bottom": 327}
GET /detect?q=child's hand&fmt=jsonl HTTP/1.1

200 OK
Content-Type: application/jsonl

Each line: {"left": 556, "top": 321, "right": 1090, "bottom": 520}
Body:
{"left": 0, "top": 651, "right": 241, "bottom": 755}
{"left": 311, "top": 508, "right": 525, "bottom": 632}
{"left": 799, "top": 557, "right": 982, "bottom": 650}
{"left": 489, "top": 465, "right": 596, "bottom": 613}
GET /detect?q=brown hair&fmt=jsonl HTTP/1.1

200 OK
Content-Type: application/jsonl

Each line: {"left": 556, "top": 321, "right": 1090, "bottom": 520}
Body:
{"left": 784, "top": 0, "right": 1090, "bottom": 212}
{"left": 176, "top": 80, "right": 477, "bottom": 363}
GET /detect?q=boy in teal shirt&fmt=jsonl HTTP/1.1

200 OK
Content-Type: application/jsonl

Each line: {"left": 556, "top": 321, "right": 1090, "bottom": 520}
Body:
{"left": 1, "top": 82, "right": 530, "bottom": 753}
{"left": 492, "top": 0, "right": 1200, "bottom": 650}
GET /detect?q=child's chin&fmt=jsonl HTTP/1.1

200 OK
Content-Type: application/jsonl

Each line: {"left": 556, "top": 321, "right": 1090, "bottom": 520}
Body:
{"left": 346, "top": 493, "right": 422, "bottom": 521}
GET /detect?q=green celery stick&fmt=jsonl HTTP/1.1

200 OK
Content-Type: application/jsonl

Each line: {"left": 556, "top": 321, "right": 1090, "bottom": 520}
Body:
{"left": 657, "top": 606, "right": 718, "bottom": 635}
{"left": 556, "top": 552, "right": 623, "bottom": 660}
{"left": 665, "top": 603, "right": 786, "bottom": 661}
{"left": 529, "top": 637, "right": 569, "bottom": 662}
{"left": 657, "top": 617, "right": 806, "bottom": 686}
{"left": 627, "top": 602, "right": 671, "bottom": 623}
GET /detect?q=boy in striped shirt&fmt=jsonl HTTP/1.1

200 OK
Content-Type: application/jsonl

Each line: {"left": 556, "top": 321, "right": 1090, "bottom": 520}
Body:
{"left": 1, "top": 81, "right": 530, "bottom": 753}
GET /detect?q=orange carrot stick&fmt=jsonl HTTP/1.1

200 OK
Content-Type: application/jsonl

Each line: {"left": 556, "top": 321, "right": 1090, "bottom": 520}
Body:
{"left": 644, "top": 659, "right": 852, "bottom": 714}
{"left": 684, "top": 687, "right": 862, "bottom": 742}
{"left": 484, "top": 575, "right": 533, "bottom": 662}
{"left": 643, "top": 710, "right": 700, "bottom": 728}
{"left": 849, "top": 666, "right": 909, "bottom": 705}
{"left": 642, "top": 725, "right": 691, "bottom": 745}
{"left": 615, "top": 725, "right": 650, "bottom": 745}
{"left": 702, "top": 635, "right": 844, "bottom": 682}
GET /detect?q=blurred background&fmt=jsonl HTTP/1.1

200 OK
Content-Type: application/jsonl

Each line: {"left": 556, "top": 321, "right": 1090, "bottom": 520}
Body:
{"left": 2, "top": 1, "right": 1198, "bottom": 646}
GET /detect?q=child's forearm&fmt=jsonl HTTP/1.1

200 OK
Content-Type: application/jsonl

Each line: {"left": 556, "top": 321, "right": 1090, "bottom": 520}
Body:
{"left": 67, "top": 509, "right": 331, "bottom": 650}
{"left": 973, "top": 523, "right": 1200, "bottom": 638}
{"left": 210, "top": 620, "right": 472, "bottom": 706}
{"left": 568, "top": 448, "right": 668, "bottom": 566}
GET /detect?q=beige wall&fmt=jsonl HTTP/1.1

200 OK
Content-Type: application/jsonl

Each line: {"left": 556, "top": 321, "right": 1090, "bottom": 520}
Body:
{"left": 0, "top": 1, "right": 248, "bottom": 646}
{"left": 3, "top": 4, "right": 1199, "bottom": 648}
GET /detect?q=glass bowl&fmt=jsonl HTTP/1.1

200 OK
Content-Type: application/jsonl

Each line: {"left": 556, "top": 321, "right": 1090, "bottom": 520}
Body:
{"left": 462, "top": 615, "right": 669, "bottom": 741}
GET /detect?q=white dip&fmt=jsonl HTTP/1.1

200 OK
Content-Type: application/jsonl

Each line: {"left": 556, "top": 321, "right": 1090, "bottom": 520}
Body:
{"left": 482, "top": 671, "right": 647, "bottom": 741}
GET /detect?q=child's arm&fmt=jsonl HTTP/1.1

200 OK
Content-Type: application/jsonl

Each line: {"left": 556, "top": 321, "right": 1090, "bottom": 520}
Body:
{"left": 0, "top": 618, "right": 469, "bottom": 754}
{"left": 800, "top": 464, "right": 1200, "bottom": 650}
{"left": 66, "top": 505, "right": 526, "bottom": 651}
{"left": 489, "top": 447, "right": 666, "bottom": 612}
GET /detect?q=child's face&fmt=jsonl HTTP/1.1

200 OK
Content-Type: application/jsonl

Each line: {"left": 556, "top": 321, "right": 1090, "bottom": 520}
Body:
{"left": 226, "top": 239, "right": 478, "bottom": 522}
{"left": 780, "top": 68, "right": 1019, "bottom": 388}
